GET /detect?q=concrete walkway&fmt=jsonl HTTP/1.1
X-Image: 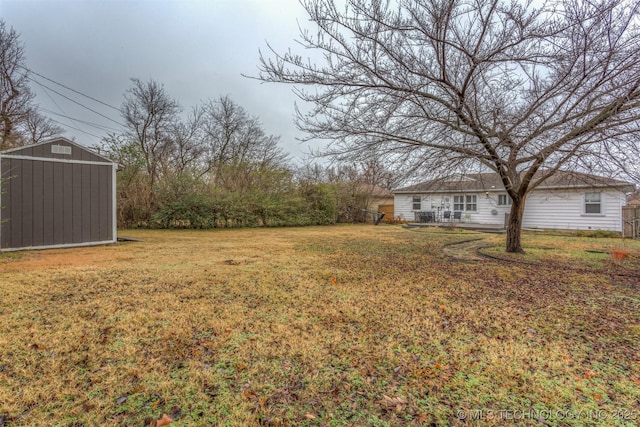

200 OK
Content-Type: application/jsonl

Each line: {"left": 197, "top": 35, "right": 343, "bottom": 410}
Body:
{"left": 405, "top": 222, "right": 506, "bottom": 233}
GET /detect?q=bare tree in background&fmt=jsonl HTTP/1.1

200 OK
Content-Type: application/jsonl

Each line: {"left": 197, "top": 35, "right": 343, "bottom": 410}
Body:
{"left": 258, "top": 0, "right": 640, "bottom": 252}
{"left": 0, "top": 20, "right": 62, "bottom": 149}
{"left": 121, "top": 78, "right": 180, "bottom": 189}
{"left": 201, "top": 95, "right": 289, "bottom": 190}
{"left": 169, "top": 106, "right": 207, "bottom": 177}
{"left": 22, "top": 109, "right": 64, "bottom": 144}
{"left": 0, "top": 21, "right": 32, "bottom": 149}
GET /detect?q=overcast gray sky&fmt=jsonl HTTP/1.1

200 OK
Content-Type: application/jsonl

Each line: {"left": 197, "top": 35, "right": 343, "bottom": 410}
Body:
{"left": 1, "top": 0, "right": 314, "bottom": 160}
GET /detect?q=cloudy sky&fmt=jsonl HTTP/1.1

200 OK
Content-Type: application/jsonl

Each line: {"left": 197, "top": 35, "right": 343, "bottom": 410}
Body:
{"left": 2, "top": 0, "right": 315, "bottom": 160}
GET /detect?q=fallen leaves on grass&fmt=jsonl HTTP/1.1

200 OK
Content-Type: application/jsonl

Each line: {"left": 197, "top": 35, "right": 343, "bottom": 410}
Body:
{"left": 155, "top": 413, "right": 173, "bottom": 426}
{"left": 378, "top": 395, "right": 407, "bottom": 412}
{"left": 242, "top": 389, "right": 257, "bottom": 399}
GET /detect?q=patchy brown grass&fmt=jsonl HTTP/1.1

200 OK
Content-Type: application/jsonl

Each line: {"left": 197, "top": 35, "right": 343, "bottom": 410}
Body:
{"left": 477, "top": 230, "right": 640, "bottom": 269}
{"left": 0, "top": 225, "right": 639, "bottom": 426}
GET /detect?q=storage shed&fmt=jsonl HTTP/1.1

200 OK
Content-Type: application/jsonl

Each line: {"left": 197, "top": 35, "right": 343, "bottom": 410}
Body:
{"left": 0, "top": 137, "right": 118, "bottom": 251}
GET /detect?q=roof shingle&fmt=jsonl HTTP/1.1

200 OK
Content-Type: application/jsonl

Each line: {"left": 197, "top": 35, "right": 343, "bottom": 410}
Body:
{"left": 393, "top": 171, "right": 634, "bottom": 193}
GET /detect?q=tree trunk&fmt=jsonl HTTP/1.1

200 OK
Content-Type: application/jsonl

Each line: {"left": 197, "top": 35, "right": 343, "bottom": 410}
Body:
{"left": 506, "top": 194, "right": 527, "bottom": 253}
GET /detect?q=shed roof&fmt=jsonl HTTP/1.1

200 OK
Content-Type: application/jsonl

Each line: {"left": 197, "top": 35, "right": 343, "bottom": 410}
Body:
{"left": 394, "top": 170, "right": 635, "bottom": 194}
{"left": 0, "top": 137, "right": 116, "bottom": 164}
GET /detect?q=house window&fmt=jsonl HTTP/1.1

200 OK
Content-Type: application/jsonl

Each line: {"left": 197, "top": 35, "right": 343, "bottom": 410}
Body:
{"left": 412, "top": 195, "right": 421, "bottom": 210}
{"left": 465, "top": 195, "right": 477, "bottom": 211}
{"left": 453, "top": 195, "right": 464, "bottom": 211}
{"left": 454, "top": 195, "right": 477, "bottom": 211}
{"left": 585, "top": 192, "right": 601, "bottom": 214}
{"left": 498, "top": 194, "right": 512, "bottom": 206}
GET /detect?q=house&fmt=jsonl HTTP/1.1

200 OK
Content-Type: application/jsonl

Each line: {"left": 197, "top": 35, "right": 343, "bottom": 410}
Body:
{"left": 362, "top": 184, "right": 395, "bottom": 223}
{"left": 347, "top": 182, "right": 393, "bottom": 212}
{"left": 393, "top": 171, "right": 635, "bottom": 232}
{"left": 338, "top": 182, "right": 394, "bottom": 223}
{"left": 361, "top": 183, "right": 394, "bottom": 219}
{"left": 0, "top": 137, "right": 119, "bottom": 251}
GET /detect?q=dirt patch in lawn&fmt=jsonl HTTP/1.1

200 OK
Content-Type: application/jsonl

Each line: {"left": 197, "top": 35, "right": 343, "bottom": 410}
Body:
{"left": 441, "top": 238, "right": 491, "bottom": 261}
{"left": 0, "top": 244, "right": 127, "bottom": 272}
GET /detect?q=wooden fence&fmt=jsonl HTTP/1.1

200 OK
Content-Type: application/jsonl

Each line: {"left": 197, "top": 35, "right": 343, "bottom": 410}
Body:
{"left": 622, "top": 206, "right": 640, "bottom": 238}
{"left": 377, "top": 204, "right": 395, "bottom": 223}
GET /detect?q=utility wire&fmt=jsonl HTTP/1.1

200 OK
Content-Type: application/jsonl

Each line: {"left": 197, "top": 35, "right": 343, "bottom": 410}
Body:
{"left": 20, "top": 65, "right": 121, "bottom": 112}
{"left": 40, "top": 107, "right": 123, "bottom": 133}
{"left": 17, "top": 66, "right": 124, "bottom": 141}
{"left": 47, "top": 116, "right": 103, "bottom": 140}
{"left": 28, "top": 77, "right": 125, "bottom": 127}
{"left": 38, "top": 84, "right": 102, "bottom": 141}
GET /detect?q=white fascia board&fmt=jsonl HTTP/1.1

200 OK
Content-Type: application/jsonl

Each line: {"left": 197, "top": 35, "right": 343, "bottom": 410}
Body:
{"left": 0, "top": 154, "right": 116, "bottom": 166}
{"left": 0, "top": 239, "right": 117, "bottom": 252}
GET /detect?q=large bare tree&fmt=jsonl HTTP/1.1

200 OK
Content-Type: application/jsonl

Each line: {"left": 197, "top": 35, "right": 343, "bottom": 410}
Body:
{"left": 0, "top": 20, "right": 32, "bottom": 149}
{"left": 0, "top": 20, "right": 62, "bottom": 149}
{"left": 257, "top": 0, "right": 640, "bottom": 252}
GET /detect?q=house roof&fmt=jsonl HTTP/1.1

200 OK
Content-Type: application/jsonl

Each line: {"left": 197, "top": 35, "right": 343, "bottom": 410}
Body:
{"left": 355, "top": 183, "right": 393, "bottom": 198}
{"left": 393, "top": 170, "right": 635, "bottom": 194}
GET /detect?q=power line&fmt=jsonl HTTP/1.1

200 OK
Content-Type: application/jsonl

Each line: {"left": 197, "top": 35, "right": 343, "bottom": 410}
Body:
{"left": 16, "top": 66, "right": 124, "bottom": 141}
{"left": 40, "top": 107, "right": 123, "bottom": 133}
{"left": 20, "top": 65, "right": 121, "bottom": 112}
{"left": 38, "top": 85, "right": 102, "bottom": 141}
{"left": 28, "top": 77, "right": 125, "bottom": 127}
{"left": 47, "top": 116, "right": 104, "bottom": 140}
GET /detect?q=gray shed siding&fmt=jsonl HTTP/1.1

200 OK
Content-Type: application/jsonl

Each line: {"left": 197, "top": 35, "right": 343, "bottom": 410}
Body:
{"left": 0, "top": 138, "right": 116, "bottom": 251}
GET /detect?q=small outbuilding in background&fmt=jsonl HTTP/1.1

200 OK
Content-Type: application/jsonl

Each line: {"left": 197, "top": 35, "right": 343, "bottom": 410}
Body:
{"left": 0, "top": 137, "right": 118, "bottom": 251}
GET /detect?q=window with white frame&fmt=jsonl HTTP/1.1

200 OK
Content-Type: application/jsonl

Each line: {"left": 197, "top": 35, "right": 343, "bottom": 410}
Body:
{"left": 412, "top": 195, "right": 421, "bottom": 210}
{"left": 584, "top": 192, "right": 602, "bottom": 214}
{"left": 498, "top": 194, "right": 512, "bottom": 206}
{"left": 453, "top": 195, "right": 477, "bottom": 211}
{"left": 465, "top": 195, "right": 477, "bottom": 211}
{"left": 453, "top": 195, "right": 464, "bottom": 211}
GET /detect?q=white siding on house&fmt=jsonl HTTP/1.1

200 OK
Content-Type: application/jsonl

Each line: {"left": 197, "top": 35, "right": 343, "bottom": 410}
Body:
{"left": 395, "top": 194, "right": 428, "bottom": 221}
{"left": 522, "top": 189, "right": 623, "bottom": 231}
{"left": 395, "top": 188, "right": 626, "bottom": 231}
{"left": 465, "top": 192, "right": 510, "bottom": 225}
{"left": 394, "top": 194, "right": 409, "bottom": 220}
{"left": 395, "top": 192, "right": 504, "bottom": 223}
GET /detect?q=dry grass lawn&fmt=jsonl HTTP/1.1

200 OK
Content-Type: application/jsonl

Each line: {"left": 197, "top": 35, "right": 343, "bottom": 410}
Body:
{"left": 1, "top": 225, "right": 639, "bottom": 426}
